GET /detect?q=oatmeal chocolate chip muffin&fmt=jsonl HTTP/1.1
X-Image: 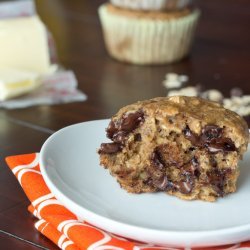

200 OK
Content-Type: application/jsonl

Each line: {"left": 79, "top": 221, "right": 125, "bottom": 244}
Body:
{"left": 98, "top": 96, "right": 249, "bottom": 201}
{"left": 110, "top": 0, "right": 192, "bottom": 11}
{"left": 98, "top": 3, "right": 200, "bottom": 65}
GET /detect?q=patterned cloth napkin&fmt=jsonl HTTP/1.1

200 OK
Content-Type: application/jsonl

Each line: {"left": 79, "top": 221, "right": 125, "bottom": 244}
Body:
{"left": 5, "top": 153, "right": 250, "bottom": 250}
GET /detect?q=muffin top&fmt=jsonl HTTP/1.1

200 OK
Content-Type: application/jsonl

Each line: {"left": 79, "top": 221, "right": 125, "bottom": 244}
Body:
{"left": 106, "top": 3, "right": 192, "bottom": 20}
{"left": 110, "top": 0, "right": 192, "bottom": 11}
{"left": 113, "top": 96, "right": 249, "bottom": 151}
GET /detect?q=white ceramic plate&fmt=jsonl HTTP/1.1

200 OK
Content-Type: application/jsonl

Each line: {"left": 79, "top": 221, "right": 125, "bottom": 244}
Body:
{"left": 40, "top": 120, "right": 250, "bottom": 248}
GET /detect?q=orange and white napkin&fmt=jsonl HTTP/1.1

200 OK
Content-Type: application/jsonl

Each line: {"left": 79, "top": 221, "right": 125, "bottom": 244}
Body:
{"left": 5, "top": 153, "right": 250, "bottom": 250}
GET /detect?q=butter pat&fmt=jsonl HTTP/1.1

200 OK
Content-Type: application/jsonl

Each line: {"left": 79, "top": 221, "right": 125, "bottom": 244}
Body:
{"left": 0, "top": 68, "right": 39, "bottom": 101}
{"left": 0, "top": 15, "right": 54, "bottom": 74}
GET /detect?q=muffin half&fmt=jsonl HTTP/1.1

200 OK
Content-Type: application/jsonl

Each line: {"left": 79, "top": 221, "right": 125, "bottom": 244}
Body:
{"left": 98, "top": 96, "right": 249, "bottom": 201}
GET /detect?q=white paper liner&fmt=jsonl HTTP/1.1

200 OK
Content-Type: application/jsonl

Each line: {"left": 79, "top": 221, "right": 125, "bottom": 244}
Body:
{"left": 99, "top": 4, "right": 200, "bottom": 65}
{"left": 110, "top": 0, "right": 192, "bottom": 11}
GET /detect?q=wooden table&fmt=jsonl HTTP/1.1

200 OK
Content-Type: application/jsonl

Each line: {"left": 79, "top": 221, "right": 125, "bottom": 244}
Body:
{"left": 0, "top": 0, "right": 250, "bottom": 249}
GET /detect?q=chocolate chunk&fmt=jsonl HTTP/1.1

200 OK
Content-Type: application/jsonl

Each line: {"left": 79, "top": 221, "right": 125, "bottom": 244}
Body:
{"left": 206, "top": 168, "right": 231, "bottom": 196}
{"left": 152, "top": 176, "right": 176, "bottom": 191}
{"left": 178, "top": 181, "right": 193, "bottom": 194}
{"left": 183, "top": 126, "right": 201, "bottom": 147}
{"left": 207, "top": 138, "right": 236, "bottom": 153}
{"left": 201, "top": 125, "right": 222, "bottom": 143}
{"left": 134, "top": 133, "right": 142, "bottom": 142}
{"left": 183, "top": 125, "right": 237, "bottom": 154}
{"left": 120, "top": 111, "right": 144, "bottom": 133}
{"left": 98, "top": 142, "right": 122, "bottom": 154}
{"left": 190, "top": 157, "right": 200, "bottom": 177}
{"left": 112, "top": 130, "right": 127, "bottom": 144}
{"left": 106, "top": 120, "right": 118, "bottom": 139}
{"left": 105, "top": 111, "right": 144, "bottom": 145}
{"left": 153, "top": 176, "right": 169, "bottom": 190}
{"left": 151, "top": 148, "right": 165, "bottom": 170}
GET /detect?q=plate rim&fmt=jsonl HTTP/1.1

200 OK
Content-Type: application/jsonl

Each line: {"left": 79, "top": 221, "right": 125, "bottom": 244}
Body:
{"left": 40, "top": 119, "right": 250, "bottom": 246}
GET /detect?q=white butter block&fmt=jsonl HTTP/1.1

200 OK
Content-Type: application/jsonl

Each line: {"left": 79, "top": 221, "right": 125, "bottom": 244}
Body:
{"left": 0, "top": 15, "right": 54, "bottom": 74}
{"left": 0, "top": 68, "right": 39, "bottom": 101}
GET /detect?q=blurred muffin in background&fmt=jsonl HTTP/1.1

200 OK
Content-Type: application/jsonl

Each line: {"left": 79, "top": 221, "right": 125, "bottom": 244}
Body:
{"left": 98, "top": 3, "right": 200, "bottom": 65}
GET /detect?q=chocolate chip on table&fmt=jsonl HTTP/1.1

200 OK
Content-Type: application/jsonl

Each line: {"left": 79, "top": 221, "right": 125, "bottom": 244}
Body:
{"left": 98, "top": 142, "right": 122, "bottom": 154}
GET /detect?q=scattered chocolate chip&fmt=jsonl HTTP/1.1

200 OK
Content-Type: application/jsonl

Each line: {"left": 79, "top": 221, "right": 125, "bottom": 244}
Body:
{"left": 178, "top": 181, "right": 193, "bottom": 194}
{"left": 151, "top": 148, "right": 165, "bottom": 170}
{"left": 120, "top": 111, "right": 144, "bottom": 133}
{"left": 98, "top": 142, "right": 122, "bottom": 154}
{"left": 201, "top": 125, "right": 222, "bottom": 143}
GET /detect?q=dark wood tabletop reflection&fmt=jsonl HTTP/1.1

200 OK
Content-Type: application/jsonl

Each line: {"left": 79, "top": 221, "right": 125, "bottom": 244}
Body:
{"left": 0, "top": 0, "right": 250, "bottom": 249}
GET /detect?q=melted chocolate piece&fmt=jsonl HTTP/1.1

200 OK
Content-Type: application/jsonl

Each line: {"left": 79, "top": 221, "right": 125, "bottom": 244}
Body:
{"left": 151, "top": 148, "right": 165, "bottom": 170}
{"left": 190, "top": 157, "right": 200, "bottom": 177}
{"left": 106, "top": 120, "right": 118, "bottom": 139}
{"left": 178, "top": 181, "right": 193, "bottom": 194}
{"left": 153, "top": 176, "right": 169, "bottom": 190}
{"left": 105, "top": 111, "right": 144, "bottom": 145}
{"left": 152, "top": 176, "right": 176, "bottom": 191}
{"left": 98, "top": 142, "right": 122, "bottom": 154}
{"left": 183, "top": 126, "right": 201, "bottom": 147}
{"left": 207, "top": 138, "right": 236, "bottom": 153}
{"left": 112, "top": 131, "right": 127, "bottom": 143}
{"left": 120, "top": 111, "right": 144, "bottom": 133}
{"left": 206, "top": 168, "right": 231, "bottom": 196}
{"left": 183, "top": 124, "right": 237, "bottom": 154}
{"left": 201, "top": 125, "right": 222, "bottom": 143}
{"left": 134, "top": 133, "right": 142, "bottom": 142}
